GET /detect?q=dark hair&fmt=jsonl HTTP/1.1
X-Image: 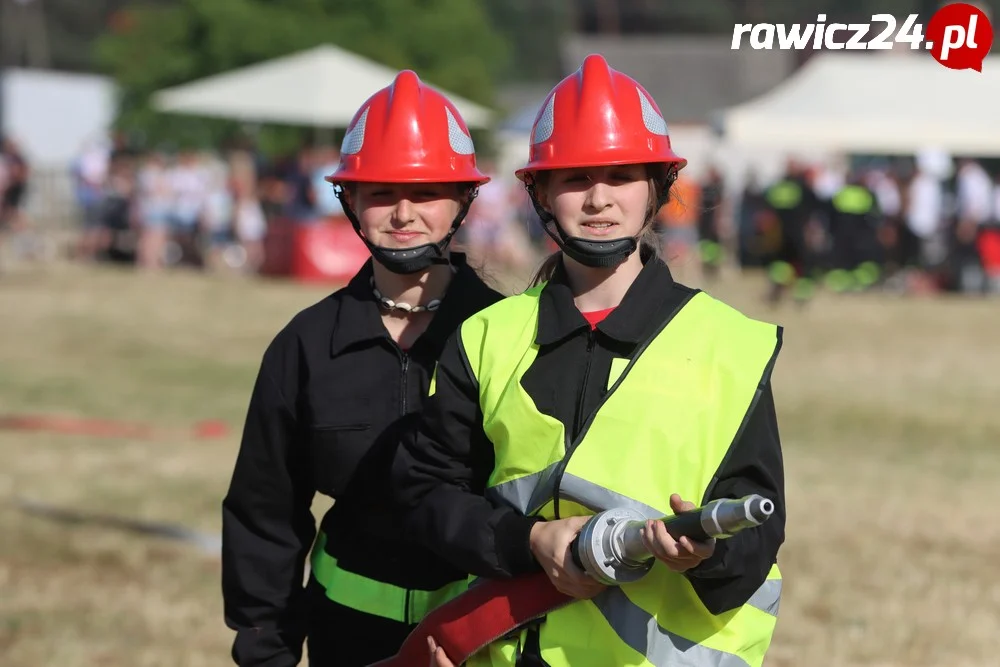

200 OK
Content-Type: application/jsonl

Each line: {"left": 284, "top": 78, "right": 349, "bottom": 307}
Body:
{"left": 529, "top": 164, "right": 673, "bottom": 286}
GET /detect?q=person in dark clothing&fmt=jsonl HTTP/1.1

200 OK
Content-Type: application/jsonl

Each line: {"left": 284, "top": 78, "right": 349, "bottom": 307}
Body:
{"left": 221, "top": 71, "right": 502, "bottom": 667}
{"left": 397, "top": 55, "right": 786, "bottom": 667}
{"left": 824, "top": 171, "right": 883, "bottom": 293}
{"left": 763, "top": 160, "right": 823, "bottom": 305}
{"left": 697, "top": 165, "right": 726, "bottom": 279}
{"left": 286, "top": 148, "right": 318, "bottom": 221}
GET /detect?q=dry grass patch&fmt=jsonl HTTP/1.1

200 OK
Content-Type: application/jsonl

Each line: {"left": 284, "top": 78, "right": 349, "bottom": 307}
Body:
{"left": 1, "top": 261, "right": 998, "bottom": 666}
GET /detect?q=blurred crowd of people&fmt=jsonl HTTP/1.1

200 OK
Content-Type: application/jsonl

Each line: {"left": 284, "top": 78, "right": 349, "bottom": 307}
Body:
{"left": 5, "top": 132, "right": 1000, "bottom": 302}
{"left": 464, "top": 153, "right": 1000, "bottom": 301}
{"left": 67, "top": 137, "right": 345, "bottom": 273}
{"left": 719, "top": 155, "right": 1000, "bottom": 302}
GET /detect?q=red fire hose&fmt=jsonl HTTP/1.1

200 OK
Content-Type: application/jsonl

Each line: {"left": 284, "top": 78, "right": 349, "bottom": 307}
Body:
{"left": 369, "top": 572, "right": 572, "bottom": 667}
{"left": 371, "top": 496, "right": 775, "bottom": 665}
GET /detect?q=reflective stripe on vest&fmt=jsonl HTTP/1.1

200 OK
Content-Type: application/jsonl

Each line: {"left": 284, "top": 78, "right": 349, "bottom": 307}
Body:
{"left": 765, "top": 180, "right": 802, "bottom": 209}
{"left": 832, "top": 185, "right": 874, "bottom": 215}
{"left": 592, "top": 587, "right": 756, "bottom": 667}
{"left": 309, "top": 531, "right": 469, "bottom": 623}
{"left": 486, "top": 467, "right": 663, "bottom": 520}
{"left": 461, "top": 287, "right": 783, "bottom": 667}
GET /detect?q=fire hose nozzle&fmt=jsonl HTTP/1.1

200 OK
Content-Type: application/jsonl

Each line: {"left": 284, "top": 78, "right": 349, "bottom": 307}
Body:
{"left": 571, "top": 494, "right": 775, "bottom": 586}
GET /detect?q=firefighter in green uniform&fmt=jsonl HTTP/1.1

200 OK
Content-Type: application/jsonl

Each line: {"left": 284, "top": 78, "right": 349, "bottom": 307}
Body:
{"left": 824, "top": 170, "right": 883, "bottom": 293}
{"left": 763, "top": 160, "right": 822, "bottom": 305}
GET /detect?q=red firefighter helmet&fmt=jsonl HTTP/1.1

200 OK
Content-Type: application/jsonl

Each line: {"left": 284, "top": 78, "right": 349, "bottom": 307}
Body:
{"left": 327, "top": 70, "right": 489, "bottom": 185}
{"left": 515, "top": 54, "right": 686, "bottom": 181}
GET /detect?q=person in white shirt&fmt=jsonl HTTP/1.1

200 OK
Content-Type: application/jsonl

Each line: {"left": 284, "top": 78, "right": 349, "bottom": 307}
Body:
{"left": 868, "top": 168, "right": 902, "bottom": 219}
{"left": 202, "top": 157, "right": 236, "bottom": 270}
{"left": 955, "top": 159, "right": 993, "bottom": 243}
{"left": 168, "top": 150, "right": 208, "bottom": 266}
{"left": 865, "top": 167, "right": 903, "bottom": 274}
{"left": 949, "top": 159, "right": 996, "bottom": 292}
{"left": 905, "top": 167, "right": 944, "bottom": 268}
{"left": 73, "top": 139, "right": 110, "bottom": 261}
{"left": 136, "top": 153, "right": 172, "bottom": 269}
{"left": 229, "top": 151, "right": 267, "bottom": 272}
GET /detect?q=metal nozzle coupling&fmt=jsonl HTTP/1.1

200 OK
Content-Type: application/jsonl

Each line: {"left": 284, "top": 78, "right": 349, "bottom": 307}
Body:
{"left": 572, "top": 494, "right": 775, "bottom": 586}
{"left": 573, "top": 507, "right": 653, "bottom": 586}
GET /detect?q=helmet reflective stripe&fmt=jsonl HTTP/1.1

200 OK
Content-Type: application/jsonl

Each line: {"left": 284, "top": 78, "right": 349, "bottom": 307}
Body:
{"left": 532, "top": 94, "right": 556, "bottom": 145}
{"left": 341, "top": 106, "right": 368, "bottom": 155}
{"left": 446, "top": 107, "right": 476, "bottom": 156}
{"left": 637, "top": 88, "right": 668, "bottom": 136}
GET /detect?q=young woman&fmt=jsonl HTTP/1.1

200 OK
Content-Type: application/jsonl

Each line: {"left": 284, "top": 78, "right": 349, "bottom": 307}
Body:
{"left": 395, "top": 55, "right": 786, "bottom": 667}
{"left": 221, "top": 71, "right": 502, "bottom": 667}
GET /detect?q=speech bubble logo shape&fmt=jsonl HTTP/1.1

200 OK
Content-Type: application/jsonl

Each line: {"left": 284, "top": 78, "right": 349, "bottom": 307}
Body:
{"left": 926, "top": 2, "right": 994, "bottom": 72}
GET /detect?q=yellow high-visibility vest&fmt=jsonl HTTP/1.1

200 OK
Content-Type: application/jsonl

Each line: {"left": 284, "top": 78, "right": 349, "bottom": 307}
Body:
{"left": 459, "top": 285, "right": 783, "bottom": 667}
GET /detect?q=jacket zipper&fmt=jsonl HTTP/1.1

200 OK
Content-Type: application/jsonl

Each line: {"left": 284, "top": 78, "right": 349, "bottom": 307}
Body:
{"left": 550, "top": 293, "right": 694, "bottom": 519}
{"left": 400, "top": 351, "right": 409, "bottom": 414}
{"left": 574, "top": 331, "right": 597, "bottom": 436}
{"left": 400, "top": 348, "right": 410, "bottom": 624}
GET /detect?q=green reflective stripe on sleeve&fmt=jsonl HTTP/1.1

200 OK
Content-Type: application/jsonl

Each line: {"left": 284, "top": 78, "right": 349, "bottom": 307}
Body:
{"left": 310, "top": 531, "right": 468, "bottom": 623}
{"left": 311, "top": 532, "right": 407, "bottom": 620}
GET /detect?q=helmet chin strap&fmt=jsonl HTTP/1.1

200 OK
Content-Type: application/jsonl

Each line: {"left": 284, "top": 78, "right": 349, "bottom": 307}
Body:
{"left": 540, "top": 212, "right": 637, "bottom": 269}
{"left": 334, "top": 185, "right": 478, "bottom": 275}
{"left": 524, "top": 169, "right": 676, "bottom": 269}
{"left": 523, "top": 188, "right": 639, "bottom": 269}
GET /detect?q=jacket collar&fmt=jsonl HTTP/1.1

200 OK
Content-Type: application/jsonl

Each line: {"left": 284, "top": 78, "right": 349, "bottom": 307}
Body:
{"left": 536, "top": 256, "right": 678, "bottom": 347}
{"left": 329, "top": 252, "right": 489, "bottom": 358}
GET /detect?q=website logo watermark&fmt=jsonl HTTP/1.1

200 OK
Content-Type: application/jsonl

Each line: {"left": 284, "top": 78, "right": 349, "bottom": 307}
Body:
{"left": 731, "top": 2, "right": 994, "bottom": 71}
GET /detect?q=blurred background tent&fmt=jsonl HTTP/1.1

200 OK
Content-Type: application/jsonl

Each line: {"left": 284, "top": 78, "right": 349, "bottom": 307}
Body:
{"left": 151, "top": 44, "right": 493, "bottom": 129}
{"left": 717, "top": 52, "right": 1000, "bottom": 157}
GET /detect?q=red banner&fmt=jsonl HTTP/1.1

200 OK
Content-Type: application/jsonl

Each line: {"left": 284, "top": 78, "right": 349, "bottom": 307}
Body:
{"left": 291, "top": 217, "right": 370, "bottom": 284}
{"left": 262, "top": 216, "right": 370, "bottom": 285}
{"left": 978, "top": 229, "right": 1000, "bottom": 276}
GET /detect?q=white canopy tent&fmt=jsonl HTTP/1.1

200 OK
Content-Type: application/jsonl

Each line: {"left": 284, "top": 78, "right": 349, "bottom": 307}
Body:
{"left": 151, "top": 44, "right": 493, "bottom": 128}
{"left": 718, "top": 52, "right": 1000, "bottom": 157}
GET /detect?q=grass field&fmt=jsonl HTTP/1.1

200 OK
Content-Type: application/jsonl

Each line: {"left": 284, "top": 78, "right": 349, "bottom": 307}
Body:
{"left": 1, "top": 259, "right": 998, "bottom": 667}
